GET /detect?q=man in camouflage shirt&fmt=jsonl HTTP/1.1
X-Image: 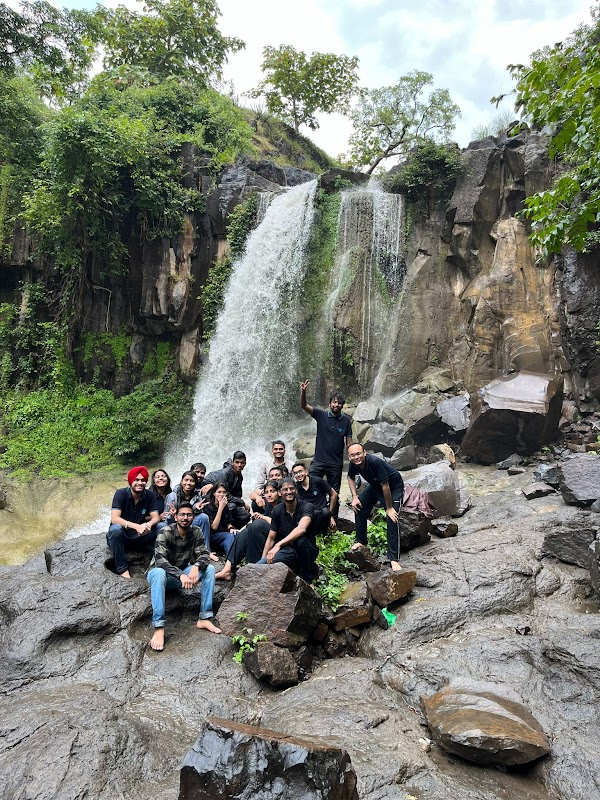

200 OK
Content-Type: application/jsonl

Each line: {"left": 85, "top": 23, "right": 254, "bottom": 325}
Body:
{"left": 147, "top": 502, "right": 221, "bottom": 651}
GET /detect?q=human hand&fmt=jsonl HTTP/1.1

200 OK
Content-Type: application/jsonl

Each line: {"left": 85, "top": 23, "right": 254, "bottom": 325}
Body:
{"left": 218, "top": 496, "right": 228, "bottom": 510}
{"left": 329, "top": 516, "right": 337, "bottom": 529}
{"left": 180, "top": 573, "right": 194, "bottom": 589}
{"left": 386, "top": 507, "right": 399, "bottom": 524}
{"left": 200, "top": 484, "right": 212, "bottom": 496}
{"left": 351, "top": 496, "right": 362, "bottom": 512}
{"left": 187, "top": 566, "right": 199, "bottom": 586}
{"left": 266, "top": 544, "right": 280, "bottom": 564}
{"left": 299, "top": 380, "right": 310, "bottom": 391}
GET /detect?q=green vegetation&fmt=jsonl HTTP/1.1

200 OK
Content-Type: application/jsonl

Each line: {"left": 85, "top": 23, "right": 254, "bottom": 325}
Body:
{"left": 201, "top": 193, "right": 258, "bottom": 338}
{"left": 231, "top": 613, "right": 268, "bottom": 663}
{"left": 508, "top": 8, "right": 600, "bottom": 253}
{"left": 384, "top": 140, "right": 462, "bottom": 215}
{"left": 249, "top": 45, "right": 359, "bottom": 133}
{"left": 471, "top": 109, "right": 517, "bottom": 141}
{"left": 366, "top": 509, "right": 389, "bottom": 556}
{"left": 314, "top": 529, "right": 353, "bottom": 610}
{"left": 244, "top": 111, "right": 334, "bottom": 173}
{"left": 346, "top": 70, "right": 461, "bottom": 174}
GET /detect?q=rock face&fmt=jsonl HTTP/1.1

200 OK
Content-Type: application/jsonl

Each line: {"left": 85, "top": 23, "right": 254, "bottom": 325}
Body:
{"left": 218, "top": 563, "right": 322, "bottom": 648}
{"left": 421, "top": 684, "right": 551, "bottom": 767}
{"left": 539, "top": 511, "right": 599, "bottom": 568}
{"left": 403, "top": 462, "right": 463, "bottom": 516}
{"left": 559, "top": 454, "right": 600, "bottom": 506}
{"left": 243, "top": 642, "right": 299, "bottom": 688}
{"left": 366, "top": 569, "right": 417, "bottom": 607}
{"left": 179, "top": 716, "right": 359, "bottom": 800}
{"left": 461, "top": 372, "right": 563, "bottom": 464}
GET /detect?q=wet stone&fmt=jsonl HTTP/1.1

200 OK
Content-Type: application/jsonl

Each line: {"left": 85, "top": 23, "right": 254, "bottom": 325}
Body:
{"left": 430, "top": 520, "right": 459, "bottom": 538}
{"left": 508, "top": 466, "right": 526, "bottom": 475}
{"left": 243, "top": 641, "right": 299, "bottom": 688}
{"left": 421, "top": 685, "right": 551, "bottom": 767}
{"left": 559, "top": 454, "right": 600, "bottom": 506}
{"left": 397, "top": 511, "right": 433, "bottom": 550}
{"left": 366, "top": 569, "right": 417, "bottom": 608}
{"left": 533, "top": 462, "right": 559, "bottom": 487}
{"left": 332, "top": 605, "right": 372, "bottom": 631}
{"left": 179, "top": 716, "right": 359, "bottom": 800}
{"left": 344, "top": 545, "right": 381, "bottom": 572}
{"left": 539, "top": 513, "right": 599, "bottom": 568}
{"left": 497, "top": 453, "right": 524, "bottom": 470}
{"left": 522, "top": 482, "right": 556, "bottom": 500}
{"left": 322, "top": 630, "right": 347, "bottom": 659}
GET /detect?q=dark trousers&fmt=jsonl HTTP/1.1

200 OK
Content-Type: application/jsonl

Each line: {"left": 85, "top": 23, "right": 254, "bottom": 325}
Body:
{"left": 311, "top": 507, "right": 332, "bottom": 538}
{"left": 308, "top": 460, "right": 343, "bottom": 516}
{"left": 354, "top": 482, "right": 404, "bottom": 561}
{"left": 226, "top": 519, "right": 270, "bottom": 569}
{"left": 106, "top": 524, "right": 158, "bottom": 575}
{"left": 229, "top": 499, "right": 251, "bottom": 528}
{"left": 294, "top": 536, "right": 319, "bottom": 583}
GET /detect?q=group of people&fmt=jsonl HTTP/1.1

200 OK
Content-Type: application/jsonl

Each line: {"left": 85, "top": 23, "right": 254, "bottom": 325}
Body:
{"left": 106, "top": 382, "right": 406, "bottom": 651}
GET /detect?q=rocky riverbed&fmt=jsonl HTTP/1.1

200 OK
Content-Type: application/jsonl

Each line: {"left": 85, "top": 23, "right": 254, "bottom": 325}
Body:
{"left": 1, "top": 463, "right": 599, "bottom": 800}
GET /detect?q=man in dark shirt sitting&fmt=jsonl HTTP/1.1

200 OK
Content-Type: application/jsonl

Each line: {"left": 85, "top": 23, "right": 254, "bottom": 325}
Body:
{"left": 201, "top": 450, "right": 251, "bottom": 527}
{"left": 299, "top": 381, "right": 352, "bottom": 515}
{"left": 347, "top": 443, "right": 404, "bottom": 571}
{"left": 292, "top": 461, "right": 337, "bottom": 538}
{"left": 107, "top": 466, "right": 160, "bottom": 578}
{"left": 146, "top": 502, "right": 221, "bottom": 651}
{"left": 258, "top": 478, "right": 315, "bottom": 582}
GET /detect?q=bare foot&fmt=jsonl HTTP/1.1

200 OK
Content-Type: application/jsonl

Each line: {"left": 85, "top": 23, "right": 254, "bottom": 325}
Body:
{"left": 215, "top": 568, "right": 231, "bottom": 580}
{"left": 351, "top": 542, "right": 365, "bottom": 551}
{"left": 119, "top": 570, "right": 132, "bottom": 579}
{"left": 149, "top": 628, "right": 165, "bottom": 651}
{"left": 209, "top": 552, "right": 220, "bottom": 562}
{"left": 196, "top": 619, "right": 222, "bottom": 634}
{"left": 390, "top": 560, "right": 401, "bottom": 572}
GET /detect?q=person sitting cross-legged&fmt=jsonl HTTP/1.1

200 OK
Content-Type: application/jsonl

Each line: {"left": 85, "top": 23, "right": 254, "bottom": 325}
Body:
{"left": 146, "top": 502, "right": 221, "bottom": 652}
{"left": 107, "top": 465, "right": 160, "bottom": 579}
{"left": 292, "top": 461, "right": 337, "bottom": 538}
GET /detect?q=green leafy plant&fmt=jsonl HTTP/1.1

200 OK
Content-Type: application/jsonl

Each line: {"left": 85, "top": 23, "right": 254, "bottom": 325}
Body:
{"left": 314, "top": 529, "right": 353, "bottom": 610}
{"left": 231, "top": 627, "right": 267, "bottom": 664}
{"left": 384, "top": 140, "right": 462, "bottom": 215}
{"left": 366, "top": 509, "right": 388, "bottom": 556}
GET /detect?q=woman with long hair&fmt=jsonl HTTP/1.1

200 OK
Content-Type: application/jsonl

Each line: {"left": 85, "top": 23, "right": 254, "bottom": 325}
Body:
{"left": 149, "top": 469, "right": 172, "bottom": 529}
{"left": 165, "top": 470, "right": 210, "bottom": 545}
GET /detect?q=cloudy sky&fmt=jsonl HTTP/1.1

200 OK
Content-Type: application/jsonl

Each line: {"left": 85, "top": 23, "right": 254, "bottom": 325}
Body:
{"left": 58, "top": 0, "right": 594, "bottom": 158}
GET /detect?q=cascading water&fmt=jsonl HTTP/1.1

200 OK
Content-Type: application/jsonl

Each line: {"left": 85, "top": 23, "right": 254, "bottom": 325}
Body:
{"left": 326, "top": 181, "right": 406, "bottom": 392}
{"left": 167, "top": 180, "right": 318, "bottom": 487}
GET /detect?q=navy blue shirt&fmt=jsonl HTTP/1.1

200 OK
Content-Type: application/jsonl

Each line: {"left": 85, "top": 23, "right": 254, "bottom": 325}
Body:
{"left": 111, "top": 488, "right": 158, "bottom": 524}
{"left": 295, "top": 476, "right": 331, "bottom": 511}
{"left": 311, "top": 407, "right": 352, "bottom": 466}
{"left": 270, "top": 499, "right": 313, "bottom": 543}
{"left": 348, "top": 454, "right": 404, "bottom": 494}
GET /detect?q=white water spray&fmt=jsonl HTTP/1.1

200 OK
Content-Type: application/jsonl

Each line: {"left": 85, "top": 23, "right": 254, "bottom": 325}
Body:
{"left": 167, "top": 180, "right": 318, "bottom": 487}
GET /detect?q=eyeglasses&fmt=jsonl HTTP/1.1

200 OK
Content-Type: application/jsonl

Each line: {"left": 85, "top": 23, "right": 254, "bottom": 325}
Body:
{"left": 177, "top": 513, "right": 194, "bottom": 518}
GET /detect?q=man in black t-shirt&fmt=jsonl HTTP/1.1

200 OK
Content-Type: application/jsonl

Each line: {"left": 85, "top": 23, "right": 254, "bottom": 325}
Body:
{"left": 347, "top": 443, "right": 404, "bottom": 571}
{"left": 107, "top": 465, "right": 160, "bottom": 578}
{"left": 292, "top": 461, "right": 337, "bottom": 538}
{"left": 258, "top": 478, "right": 315, "bottom": 582}
{"left": 299, "top": 381, "right": 352, "bottom": 514}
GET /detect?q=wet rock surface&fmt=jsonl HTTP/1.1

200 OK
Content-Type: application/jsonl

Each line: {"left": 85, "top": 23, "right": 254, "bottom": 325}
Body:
{"left": 421, "top": 684, "right": 551, "bottom": 766}
{"left": 2, "top": 464, "right": 600, "bottom": 799}
{"left": 559, "top": 453, "right": 600, "bottom": 506}
{"left": 179, "top": 716, "right": 359, "bottom": 800}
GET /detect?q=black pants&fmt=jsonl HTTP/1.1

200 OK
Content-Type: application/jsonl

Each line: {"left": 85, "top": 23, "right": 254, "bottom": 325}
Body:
{"left": 311, "top": 507, "right": 331, "bottom": 538}
{"left": 225, "top": 519, "right": 270, "bottom": 569}
{"left": 294, "top": 535, "right": 319, "bottom": 583}
{"left": 308, "top": 460, "right": 342, "bottom": 517}
{"left": 106, "top": 525, "right": 157, "bottom": 575}
{"left": 228, "top": 498, "right": 251, "bottom": 528}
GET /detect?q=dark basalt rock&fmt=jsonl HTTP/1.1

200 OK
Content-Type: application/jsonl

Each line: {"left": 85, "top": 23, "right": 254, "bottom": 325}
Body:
{"left": 522, "top": 482, "right": 557, "bottom": 500}
{"left": 345, "top": 545, "right": 381, "bottom": 573}
{"left": 533, "top": 462, "right": 560, "bottom": 487}
{"left": 421, "top": 685, "right": 551, "bottom": 767}
{"left": 558, "top": 453, "right": 600, "bottom": 506}
{"left": 243, "top": 641, "right": 299, "bottom": 688}
{"left": 332, "top": 581, "right": 373, "bottom": 631}
{"left": 179, "top": 717, "right": 359, "bottom": 800}
{"left": 497, "top": 453, "right": 524, "bottom": 470}
{"left": 217, "top": 563, "right": 322, "bottom": 648}
{"left": 397, "top": 511, "right": 432, "bottom": 550}
{"left": 366, "top": 569, "right": 417, "bottom": 608}
{"left": 539, "top": 512, "right": 599, "bottom": 568}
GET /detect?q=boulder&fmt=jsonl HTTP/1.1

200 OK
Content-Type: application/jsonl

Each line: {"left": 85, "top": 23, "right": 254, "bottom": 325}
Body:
{"left": 218, "top": 564, "right": 322, "bottom": 648}
{"left": 539, "top": 512, "right": 599, "bottom": 568}
{"left": 414, "top": 367, "right": 457, "bottom": 393}
{"left": 558, "top": 454, "right": 600, "bottom": 506}
{"left": 344, "top": 545, "right": 380, "bottom": 572}
{"left": 589, "top": 539, "right": 600, "bottom": 596}
{"left": 336, "top": 505, "right": 356, "bottom": 533}
{"left": 332, "top": 581, "right": 373, "bottom": 630}
{"left": 496, "top": 453, "right": 523, "bottom": 470}
{"left": 389, "top": 444, "right": 418, "bottom": 470}
{"left": 382, "top": 391, "right": 442, "bottom": 438}
{"left": 522, "top": 482, "right": 556, "bottom": 500}
{"left": 360, "top": 422, "right": 409, "bottom": 457}
{"left": 366, "top": 569, "right": 417, "bottom": 608}
{"left": 508, "top": 466, "right": 526, "bottom": 475}
{"left": 421, "top": 685, "right": 551, "bottom": 767}
{"left": 461, "top": 372, "right": 563, "bottom": 465}
{"left": 243, "top": 641, "right": 299, "bottom": 688}
{"left": 293, "top": 436, "right": 316, "bottom": 460}
{"left": 592, "top": 499, "right": 600, "bottom": 514}
{"left": 428, "top": 443, "right": 456, "bottom": 468}
{"left": 430, "top": 520, "right": 458, "bottom": 538}
{"left": 179, "top": 717, "right": 359, "bottom": 800}
{"left": 533, "top": 464, "right": 559, "bottom": 486}
{"left": 403, "top": 462, "right": 463, "bottom": 516}
{"left": 353, "top": 400, "right": 380, "bottom": 425}
{"left": 397, "top": 511, "right": 433, "bottom": 550}
{"left": 436, "top": 393, "right": 471, "bottom": 433}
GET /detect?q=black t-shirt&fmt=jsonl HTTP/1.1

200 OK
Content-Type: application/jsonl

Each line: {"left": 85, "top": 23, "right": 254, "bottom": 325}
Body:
{"left": 270, "top": 500, "right": 313, "bottom": 543}
{"left": 348, "top": 454, "right": 403, "bottom": 494}
{"left": 295, "top": 476, "right": 331, "bottom": 511}
{"left": 312, "top": 407, "right": 352, "bottom": 466}
{"left": 205, "top": 501, "right": 234, "bottom": 531}
{"left": 111, "top": 488, "right": 158, "bottom": 524}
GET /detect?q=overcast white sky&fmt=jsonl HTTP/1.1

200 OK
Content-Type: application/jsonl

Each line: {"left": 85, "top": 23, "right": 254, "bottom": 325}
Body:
{"left": 59, "top": 0, "right": 594, "bottom": 158}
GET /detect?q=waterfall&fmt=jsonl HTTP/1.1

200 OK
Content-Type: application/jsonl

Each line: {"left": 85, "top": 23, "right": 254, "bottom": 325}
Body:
{"left": 167, "top": 180, "right": 317, "bottom": 486}
{"left": 327, "top": 182, "right": 406, "bottom": 391}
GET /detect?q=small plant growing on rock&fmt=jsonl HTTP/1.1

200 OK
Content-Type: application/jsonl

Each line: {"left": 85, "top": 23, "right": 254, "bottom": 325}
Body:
{"left": 367, "top": 509, "right": 388, "bottom": 556}
{"left": 314, "top": 530, "right": 353, "bottom": 610}
{"left": 231, "top": 627, "right": 267, "bottom": 664}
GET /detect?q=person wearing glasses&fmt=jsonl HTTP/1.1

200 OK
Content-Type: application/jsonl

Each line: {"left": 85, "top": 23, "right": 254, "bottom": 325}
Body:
{"left": 146, "top": 502, "right": 221, "bottom": 652}
{"left": 347, "top": 443, "right": 404, "bottom": 572}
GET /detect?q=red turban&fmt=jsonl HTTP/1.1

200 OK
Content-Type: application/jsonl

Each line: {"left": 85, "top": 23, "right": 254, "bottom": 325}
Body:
{"left": 127, "top": 466, "right": 149, "bottom": 485}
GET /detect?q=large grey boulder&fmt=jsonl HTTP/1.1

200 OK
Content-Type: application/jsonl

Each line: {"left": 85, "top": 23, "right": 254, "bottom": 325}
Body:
{"left": 353, "top": 400, "right": 380, "bottom": 425}
{"left": 403, "top": 462, "right": 463, "bottom": 516}
{"left": 558, "top": 454, "right": 600, "bottom": 506}
{"left": 436, "top": 393, "right": 471, "bottom": 433}
{"left": 381, "top": 390, "right": 441, "bottom": 437}
{"left": 421, "top": 684, "right": 551, "bottom": 767}
{"left": 461, "top": 371, "right": 563, "bottom": 464}
{"left": 539, "top": 512, "right": 600, "bottom": 568}
{"left": 179, "top": 717, "right": 359, "bottom": 800}
{"left": 359, "top": 422, "right": 409, "bottom": 457}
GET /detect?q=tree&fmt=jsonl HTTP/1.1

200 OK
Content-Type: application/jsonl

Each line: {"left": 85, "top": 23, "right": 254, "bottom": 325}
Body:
{"left": 508, "top": 8, "right": 600, "bottom": 254}
{"left": 346, "top": 70, "right": 461, "bottom": 174}
{"left": 97, "top": 0, "right": 244, "bottom": 85}
{"left": 250, "top": 44, "right": 359, "bottom": 133}
{"left": 0, "top": 0, "right": 100, "bottom": 99}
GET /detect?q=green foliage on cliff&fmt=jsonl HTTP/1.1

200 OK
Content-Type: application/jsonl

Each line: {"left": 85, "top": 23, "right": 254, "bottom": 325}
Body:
{"left": 384, "top": 140, "right": 462, "bottom": 214}
{"left": 244, "top": 111, "right": 335, "bottom": 173}
{"left": 509, "top": 9, "right": 600, "bottom": 253}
